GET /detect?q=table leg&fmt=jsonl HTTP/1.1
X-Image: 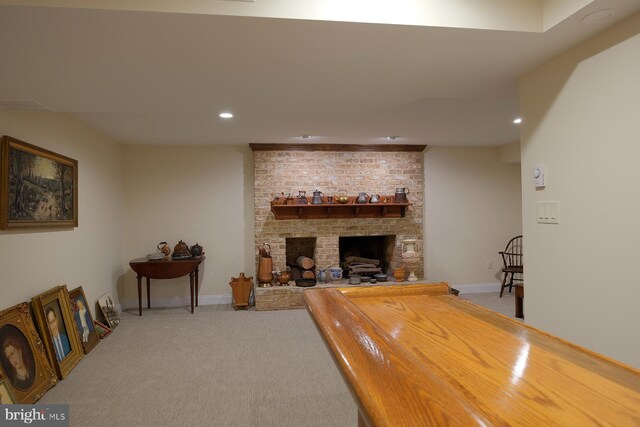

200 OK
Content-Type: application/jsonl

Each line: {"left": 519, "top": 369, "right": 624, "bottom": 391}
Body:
{"left": 195, "top": 266, "right": 200, "bottom": 307}
{"left": 515, "top": 284, "right": 524, "bottom": 319}
{"left": 189, "top": 272, "right": 195, "bottom": 314}
{"left": 146, "top": 277, "right": 151, "bottom": 309}
{"left": 136, "top": 275, "right": 142, "bottom": 316}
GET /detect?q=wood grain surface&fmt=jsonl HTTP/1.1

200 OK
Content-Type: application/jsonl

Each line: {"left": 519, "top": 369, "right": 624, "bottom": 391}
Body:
{"left": 304, "top": 284, "right": 640, "bottom": 426}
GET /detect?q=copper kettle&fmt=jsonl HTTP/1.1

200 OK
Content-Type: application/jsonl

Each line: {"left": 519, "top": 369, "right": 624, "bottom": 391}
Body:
{"left": 157, "top": 241, "right": 171, "bottom": 256}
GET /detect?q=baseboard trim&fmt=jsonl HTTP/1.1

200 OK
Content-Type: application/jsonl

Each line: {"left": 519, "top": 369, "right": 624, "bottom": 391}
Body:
{"left": 454, "top": 283, "right": 501, "bottom": 294}
{"left": 122, "top": 294, "right": 232, "bottom": 310}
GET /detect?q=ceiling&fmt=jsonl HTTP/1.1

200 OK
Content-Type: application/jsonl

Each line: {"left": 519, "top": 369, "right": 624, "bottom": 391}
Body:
{"left": 1, "top": 1, "right": 639, "bottom": 146}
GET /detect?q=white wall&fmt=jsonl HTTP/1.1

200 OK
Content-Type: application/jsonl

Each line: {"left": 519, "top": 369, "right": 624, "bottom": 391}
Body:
{"left": 0, "top": 112, "right": 124, "bottom": 311}
{"left": 424, "top": 147, "right": 522, "bottom": 290}
{"left": 520, "top": 12, "right": 640, "bottom": 367}
{"left": 121, "top": 145, "right": 254, "bottom": 308}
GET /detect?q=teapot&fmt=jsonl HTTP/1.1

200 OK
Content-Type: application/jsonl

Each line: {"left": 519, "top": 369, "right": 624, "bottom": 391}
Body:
{"left": 356, "top": 192, "right": 369, "bottom": 204}
{"left": 157, "top": 241, "right": 171, "bottom": 256}
{"left": 190, "top": 242, "right": 203, "bottom": 257}
{"left": 369, "top": 194, "right": 380, "bottom": 203}
{"left": 335, "top": 189, "right": 349, "bottom": 204}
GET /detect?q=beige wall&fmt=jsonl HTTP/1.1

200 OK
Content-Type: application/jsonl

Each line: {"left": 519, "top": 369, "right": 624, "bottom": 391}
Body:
{"left": 0, "top": 111, "right": 124, "bottom": 311}
{"left": 121, "top": 145, "right": 254, "bottom": 308}
{"left": 424, "top": 147, "right": 522, "bottom": 290}
{"left": 520, "top": 12, "right": 640, "bottom": 367}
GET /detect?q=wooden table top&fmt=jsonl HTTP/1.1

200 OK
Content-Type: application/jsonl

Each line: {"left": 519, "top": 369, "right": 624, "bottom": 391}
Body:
{"left": 303, "top": 284, "right": 640, "bottom": 427}
{"left": 129, "top": 256, "right": 204, "bottom": 280}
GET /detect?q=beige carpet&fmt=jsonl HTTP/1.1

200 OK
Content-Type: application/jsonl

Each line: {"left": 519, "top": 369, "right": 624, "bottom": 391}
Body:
{"left": 460, "top": 290, "right": 521, "bottom": 320}
{"left": 39, "top": 305, "right": 356, "bottom": 427}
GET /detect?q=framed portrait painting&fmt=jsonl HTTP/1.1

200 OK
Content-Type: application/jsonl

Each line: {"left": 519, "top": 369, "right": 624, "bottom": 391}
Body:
{"left": 0, "top": 135, "right": 78, "bottom": 229}
{"left": 0, "top": 302, "right": 56, "bottom": 403}
{"left": 31, "top": 286, "right": 84, "bottom": 380}
{"left": 69, "top": 287, "right": 100, "bottom": 354}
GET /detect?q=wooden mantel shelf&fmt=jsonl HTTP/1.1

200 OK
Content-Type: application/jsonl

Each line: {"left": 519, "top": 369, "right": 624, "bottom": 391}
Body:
{"left": 270, "top": 196, "right": 410, "bottom": 220}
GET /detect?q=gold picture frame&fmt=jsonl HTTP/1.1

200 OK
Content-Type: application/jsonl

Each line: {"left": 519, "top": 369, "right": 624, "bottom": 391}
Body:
{"left": 0, "top": 135, "right": 78, "bottom": 229}
{"left": 31, "top": 286, "right": 84, "bottom": 380}
{"left": 0, "top": 377, "right": 17, "bottom": 404}
{"left": 97, "top": 294, "right": 120, "bottom": 329}
{"left": 0, "top": 302, "right": 56, "bottom": 403}
{"left": 69, "top": 287, "right": 100, "bottom": 354}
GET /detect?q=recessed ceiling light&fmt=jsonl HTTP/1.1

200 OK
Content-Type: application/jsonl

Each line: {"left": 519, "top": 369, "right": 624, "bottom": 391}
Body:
{"left": 219, "top": 112, "right": 233, "bottom": 119}
{"left": 581, "top": 9, "right": 615, "bottom": 24}
{"left": 386, "top": 135, "right": 399, "bottom": 140}
{"left": 513, "top": 117, "right": 522, "bottom": 124}
{"left": 301, "top": 134, "right": 311, "bottom": 139}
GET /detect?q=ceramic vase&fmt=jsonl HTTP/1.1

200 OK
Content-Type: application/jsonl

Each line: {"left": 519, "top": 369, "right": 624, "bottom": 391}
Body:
{"left": 402, "top": 239, "right": 419, "bottom": 282}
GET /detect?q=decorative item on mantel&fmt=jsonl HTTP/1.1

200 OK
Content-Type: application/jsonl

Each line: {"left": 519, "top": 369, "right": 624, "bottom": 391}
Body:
{"left": 229, "top": 273, "right": 253, "bottom": 310}
{"left": 257, "top": 243, "right": 273, "bottom": 287}
{"left": 395, "top": 187, "right": 410, "bottom": 203}
{"left": 402, "top": 239, "right": 419, "bottom": 282}
{"left": 276, "top": 268, "right": 291, "bottom": 286}
{"left": 393, "top": 266, "right": 405, "bottom": 282}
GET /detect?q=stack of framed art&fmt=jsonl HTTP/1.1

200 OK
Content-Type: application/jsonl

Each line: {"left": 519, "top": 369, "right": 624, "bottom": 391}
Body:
{"left": 0, "top": 285, "right": 110, "bottom": 404}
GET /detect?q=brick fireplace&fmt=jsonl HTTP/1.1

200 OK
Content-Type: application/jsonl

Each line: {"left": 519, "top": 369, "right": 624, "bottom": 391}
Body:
{"left": 251, "top": 144, "right": 426, "bottom": 291}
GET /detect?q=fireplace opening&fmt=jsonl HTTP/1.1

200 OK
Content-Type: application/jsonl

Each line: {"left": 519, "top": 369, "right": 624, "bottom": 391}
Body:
{"left": 339, "top": 235, "right": 395, "bottom": 278}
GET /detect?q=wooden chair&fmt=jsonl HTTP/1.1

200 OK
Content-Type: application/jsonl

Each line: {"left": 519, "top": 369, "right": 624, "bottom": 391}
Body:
{"left": 499, "top": 235, "right": 523, "bottom": 297}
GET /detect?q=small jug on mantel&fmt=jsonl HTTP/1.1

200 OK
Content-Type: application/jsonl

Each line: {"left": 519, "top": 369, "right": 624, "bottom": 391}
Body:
{"left": 356, "top": 192, "right": 369, "bottom": 204}
{"left": 395, "top": 187, "right": 409, "bottom": 203}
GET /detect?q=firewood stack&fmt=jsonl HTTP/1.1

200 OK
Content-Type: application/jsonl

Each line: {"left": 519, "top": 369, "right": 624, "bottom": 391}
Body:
{"left": 345, "top": 256, "right": 383, "bottom": 277}
{"left": 290, "top": 256, "right": 316, "bottom": 280}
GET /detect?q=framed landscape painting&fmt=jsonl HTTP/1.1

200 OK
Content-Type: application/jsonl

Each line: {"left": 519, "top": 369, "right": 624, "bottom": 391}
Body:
{"left": 0, "top": 135, "right": 78, "bottom": 229}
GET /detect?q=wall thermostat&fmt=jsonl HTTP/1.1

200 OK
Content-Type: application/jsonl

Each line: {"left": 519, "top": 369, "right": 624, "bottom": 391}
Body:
{"left": 533, "top": 163, "right": 546, "bottom": 188}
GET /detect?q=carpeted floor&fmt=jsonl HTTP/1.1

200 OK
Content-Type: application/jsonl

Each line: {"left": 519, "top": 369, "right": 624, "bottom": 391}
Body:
{"left": 39, "top": 290, "right": 519, "bottom": 426}
{"left": 459, "top": 289, "right": 521, "bottom": 320}
{"left": 39, "top": 305, "right": 356, "bottom": 427}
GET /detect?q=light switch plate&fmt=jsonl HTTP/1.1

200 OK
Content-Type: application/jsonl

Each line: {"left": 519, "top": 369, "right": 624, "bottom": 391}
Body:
{"left": 537, "top": 201, "right": 559, "bottom": 224}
